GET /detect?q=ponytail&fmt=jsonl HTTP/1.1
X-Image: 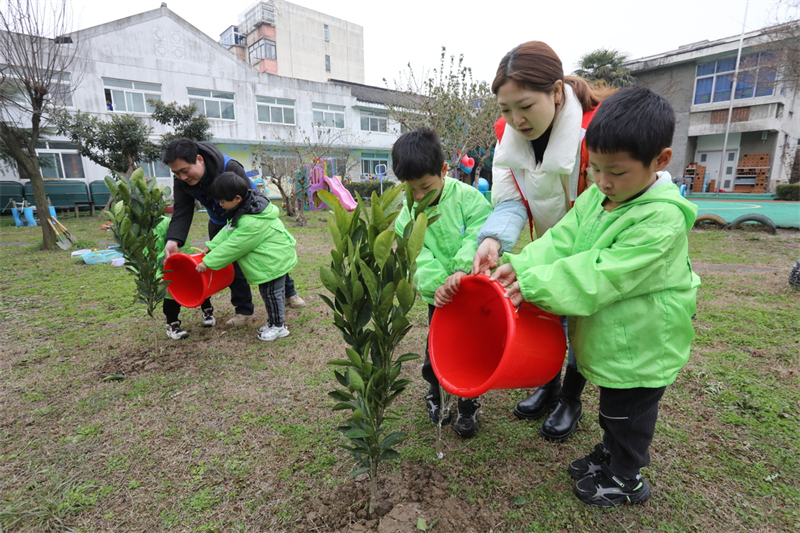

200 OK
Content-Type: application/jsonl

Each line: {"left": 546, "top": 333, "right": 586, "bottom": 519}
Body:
{"left": 565, "top": 76, "right": 617, "bottom": 113}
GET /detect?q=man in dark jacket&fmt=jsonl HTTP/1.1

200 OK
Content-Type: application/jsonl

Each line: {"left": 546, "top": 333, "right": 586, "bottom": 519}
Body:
{"left": 162, "top": 138, "right": 305, "bottom": 326}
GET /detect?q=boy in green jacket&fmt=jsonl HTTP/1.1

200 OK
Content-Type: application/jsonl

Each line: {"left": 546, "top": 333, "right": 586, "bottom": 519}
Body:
{"left": 393, "top": 128, "right": 493, "bottom": 438}
{"left": 493, "top": 87, "right": 701, "bottom": 507}
{"left": 154, "top": 216, "right": 215, "bottom": 340}
{"left": 196, "top": 173, "right": 298, "bottom": 342}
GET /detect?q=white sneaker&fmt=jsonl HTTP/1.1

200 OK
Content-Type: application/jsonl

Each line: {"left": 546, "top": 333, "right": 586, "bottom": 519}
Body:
{"left": 286, "top": 294, "right": 306, "bottom": 309}
{"left": 226, "top": 314, "right": 252, "bottom": 327}
{"left": 165, "top": 322, "right": 189, "bottom": 340}
{"left": 257, "top": 325, "right": 290, "bottom": 342}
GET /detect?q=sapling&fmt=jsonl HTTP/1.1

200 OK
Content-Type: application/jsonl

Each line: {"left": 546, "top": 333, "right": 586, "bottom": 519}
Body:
{"left": 319, "top": 185, "right": 440, "bottom": 518}
{"left": 104, "top": 168, "right": 171, "bottom": 352}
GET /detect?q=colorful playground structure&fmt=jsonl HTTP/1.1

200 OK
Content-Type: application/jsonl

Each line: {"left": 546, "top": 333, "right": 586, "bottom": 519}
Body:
{"left": 307, "top": 160, "right": 357, "bottom": 211}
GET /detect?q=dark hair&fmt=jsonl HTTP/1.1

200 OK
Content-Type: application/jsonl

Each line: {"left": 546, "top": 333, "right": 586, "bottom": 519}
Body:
{"left": 391, "top": 128, "right": 444, "bottom": 182}
{"left": 162, "top": 138, "right": 199, "bottom": 165}
{"left": 585, "top": 87, "right": 675, "bottom": 165}
{"left": 492, "top": 41, "right": 610, "bottom": 113}
{"left": 209, "top": 172, "right": 250, "bottom": 201}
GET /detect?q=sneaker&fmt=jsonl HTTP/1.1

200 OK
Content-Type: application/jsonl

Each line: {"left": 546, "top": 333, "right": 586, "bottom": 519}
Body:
{"left": 165, "top": 322, "right": 189, "bottom": 340}
{"left": 424, "top": 393, "right": 452, "bottom": 426}
{"left": 201, "top": 307, "right": 215, "bottom": 327}
{"left": 286, "top": 294, "right": 306, "bottom": 309}
{"left": 453, "top": 397, "right": 480, "bottom": 438}
{"left": 573, "top": 464, "right": 651, "bottom": 508}
{"left": 226, "top": 314, "right": 252, "bottom": 327}
{"left": 568, "top": 443, "right": 612, "bottom": 480}
{"left": 257, "top": 325, "right": 290, "bottom": 342}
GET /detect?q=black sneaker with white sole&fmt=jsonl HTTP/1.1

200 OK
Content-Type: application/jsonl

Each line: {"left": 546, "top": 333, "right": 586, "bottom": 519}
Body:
{"left": 568, "top": 443, "right": 612, "bottom": 479}
{"left": 453, "top": 397, "right": 480, "bottom": 438}
{"left": 424, "top": 392, "right": 452, "bottom": 426}
{"left": 165, "top": 321, "right": 189, "bottom": 340}
{"left": 201, "top": 307, "right": 215, "bottom": 327}
{"left": 573, "top": 464, "right": 651, "bottom": 508}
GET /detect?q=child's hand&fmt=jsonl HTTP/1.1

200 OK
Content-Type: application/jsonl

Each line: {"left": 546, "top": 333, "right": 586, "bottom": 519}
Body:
{"left": 195, "top": 262, "right": 209, "bottom": 273}
{"left": 472, "top": 238, "right": 501, "bottom": 276}
{"left": 434, "top": 271, "right": 467, "bottom": 307}
{"left": 492, "top": 264, "right": 524, "bottom": 307}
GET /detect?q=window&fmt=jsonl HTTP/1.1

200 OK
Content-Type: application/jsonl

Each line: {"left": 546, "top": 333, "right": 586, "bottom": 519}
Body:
{"left": 693, "top": 52, "right": 776, "bottom": 105}
{"left": 313, "top": 103, "right": 344, "bottom": 128}
{"left": 360, "top": 109, "right": 387, "bottom": 132}
{"left": 50, "top": 73, "right": 73, "bottom": 107}
{"left": 361, "top": 155, "right": 388, "bottom": 176}
{"left": 325, "top": 55, "right": 331, "bottom": 72}
{"left": 220, "top": 26, "right": 243, "bottom": 47}
{"left": 324, "top": 24, "right": 329, "bottom": 41}
{"left": 141, "top": 160, "right": 172, "bottom": 179}
{"left": 257, "top": 96, "right": 295, "bottom": 124}
{"left": 188, "top": 88, "right": 235, "bottom": 120}
{"left": 103, "top": 78, "right": 161, "bottom": 113}
{"left": 249, "top": 39, "right": 276, "bottom": 64}
{"left": 1, "top": 67, "right": 73, "bottom": 107}
{"left": 20, "top": 141, "right": 84, "bottom": 180}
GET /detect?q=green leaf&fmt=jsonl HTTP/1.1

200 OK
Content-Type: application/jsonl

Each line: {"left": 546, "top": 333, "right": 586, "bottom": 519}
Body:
{"left": 345, "top": 348, "right": 362, "bottom": 368}
{"left": 416, "top": 518, "right": 427, "bottom": 531}
{"left": 379, "top": 449, "right": 400, "bottom": 461}
{"left": 372, "top": 228, "right": 395, "bottom": 269}
{"left": 100, "top": 374, "right": 125, "bottom": 382}
{"left": 349, "top": 467, "right": 370, "bottom": 478}
{"left": 396, "top": 278, "right": 415, "bottom": 311}
{"left": 395, "top": 353, "right": 420, "bottom": 363}
{"left": 320, "top": 265, "right": 341, "bottom": 294}
{"left": 407, "top": 212, "right": 429, "bottom": 265}
{"left": 344, "top": 428, "right": 370, "bottom": 439}
{"left": 513, "top": 495, "right": 527, "bottom": 507}
{"left": 347, "top": 368, "right": 364, "bottom": 393}
{"left": 380, "top": 432, "right": 404, "bottom": 450}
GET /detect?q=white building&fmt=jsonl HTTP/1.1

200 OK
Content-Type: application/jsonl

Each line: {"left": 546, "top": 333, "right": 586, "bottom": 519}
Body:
{"left": 0, "top": 2, "right": 396, "bottom": 193}
{"left": 627, "top": 24, "right": 799, "bottom": 192}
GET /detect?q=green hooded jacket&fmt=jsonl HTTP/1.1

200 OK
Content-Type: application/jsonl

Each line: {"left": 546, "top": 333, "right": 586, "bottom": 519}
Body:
{"left": 507, "top": 173, "right": 700, "bottom": 388}
{"left": 202, "top": 200, "right": 297, "bottom": 285}
{"left": 395, "top": 177, "right": 493, "bottom": 305}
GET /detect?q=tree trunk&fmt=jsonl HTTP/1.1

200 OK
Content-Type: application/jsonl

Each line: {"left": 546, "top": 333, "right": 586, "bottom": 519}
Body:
{"left": 368, "top": 460, "right": 378, "bottom": 519}
{"left": 23, "top": 160, "right": 57, "bottom": 250}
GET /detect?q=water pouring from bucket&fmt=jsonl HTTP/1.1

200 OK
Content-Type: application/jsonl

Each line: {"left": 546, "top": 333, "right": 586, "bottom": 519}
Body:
{"left": 163, "top": 252, "right": 235, "bottom": 308}
{"left": 429, "top": 275, "right": 566, "bottom": 398}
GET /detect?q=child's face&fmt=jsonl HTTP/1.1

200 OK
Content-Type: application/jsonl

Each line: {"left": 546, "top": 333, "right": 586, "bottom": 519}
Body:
{"left": 407, "top": 163, "right": 448, "bottom": 203}
{"left": 496, "top": 81, "right": 562, "bottom": 141}
{"left": 589, "top": 149, "right": 672, "bottom": 204}
{"left": 219, "top": 194, "right": 243, "bottom": 211}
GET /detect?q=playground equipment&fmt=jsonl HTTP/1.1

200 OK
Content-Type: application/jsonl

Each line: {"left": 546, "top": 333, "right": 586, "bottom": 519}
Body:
{"left": 477, "top": 177, "right": 489, "bottom": 194}
{"left": 307, "top": 161, "right": 357, "bottom": 211}
{"left": 163, "top": 252, "right": 235, "bottom": 308}
{"left": 429, "top": 275, "right": 566, "bottom": 398}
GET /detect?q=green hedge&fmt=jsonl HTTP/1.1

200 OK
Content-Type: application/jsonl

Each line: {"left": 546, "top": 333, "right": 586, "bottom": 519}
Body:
{"left": 344, "top": 180, "right": 398, "bottom": 200}
{"left": 776, "top": 184, "right": 800, "bottom": 201}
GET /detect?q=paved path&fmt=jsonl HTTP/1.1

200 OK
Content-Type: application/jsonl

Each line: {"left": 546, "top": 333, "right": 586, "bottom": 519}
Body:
{"left": 689, "top": 198, "right": 799, "bottom": 228}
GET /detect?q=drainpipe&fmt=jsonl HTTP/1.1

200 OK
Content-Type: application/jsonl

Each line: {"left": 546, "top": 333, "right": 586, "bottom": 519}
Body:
{"left": 717, "top": 0, "right": 749, "bottom": 197}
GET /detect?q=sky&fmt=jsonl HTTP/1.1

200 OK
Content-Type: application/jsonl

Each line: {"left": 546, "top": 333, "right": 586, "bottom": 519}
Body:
{"left": 67, "top": 0, "right": 782, "bottom": 87}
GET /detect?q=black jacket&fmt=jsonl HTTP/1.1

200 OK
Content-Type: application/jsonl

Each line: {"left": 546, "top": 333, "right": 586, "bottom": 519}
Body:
{"left": 166, "top": 141, "right": 248, "bottom": 245}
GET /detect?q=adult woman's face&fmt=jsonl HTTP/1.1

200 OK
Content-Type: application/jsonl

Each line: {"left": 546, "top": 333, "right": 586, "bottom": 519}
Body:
{"left": 496, "top": 81, "right": 562, "bottom": 141}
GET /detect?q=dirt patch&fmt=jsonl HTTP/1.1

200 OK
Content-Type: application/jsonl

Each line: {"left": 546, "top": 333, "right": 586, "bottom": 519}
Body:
{"left": 692, "top": 261, "right": 781, "bottom": 274}
{"left": 302, "top": 464, "right": 506, "bottom": 532}
{"left": 92, "top": 345, "right": 198, "bottom": 379}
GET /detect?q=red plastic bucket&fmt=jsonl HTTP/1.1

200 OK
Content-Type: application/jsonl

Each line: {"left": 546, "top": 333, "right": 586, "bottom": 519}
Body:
{"left": 429, "top": 275, "right": 566, "bottom": 397}
{"left": 163, "top": 252, "right": 235, "bottom": 308}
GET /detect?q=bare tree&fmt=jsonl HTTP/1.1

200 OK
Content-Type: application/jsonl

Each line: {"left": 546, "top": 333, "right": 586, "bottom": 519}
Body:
{"left": 253, "top": 125, "right": 360, "bottom": 225}
{"left": 0, "top": 0, "right": 80, "bottom": 250}
{"left": 383, "top": 47, "right": 501, "bottom": 183}
{"left": 762, "top": 0, "right": 800, "bottom": 89}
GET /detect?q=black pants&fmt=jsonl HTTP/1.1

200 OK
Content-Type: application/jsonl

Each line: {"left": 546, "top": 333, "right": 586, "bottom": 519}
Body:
{"left": 163, "top": 297, "right": 212, "bottom": 324}
{"left": 258, "top": 274, "right": 286, "bottom": 328}
{"left": 421, "top": 304, "right": 437, "bottom": 386}
{"left": 208, "top": 220, "right": 297, "bottom": 316}
{"left": 599, "top": 385, "right": 666, "bottom": 479}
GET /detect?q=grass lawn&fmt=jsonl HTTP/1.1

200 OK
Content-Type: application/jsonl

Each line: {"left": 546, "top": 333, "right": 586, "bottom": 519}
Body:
{"left": 1, "top": 208, "right": 798, "bottom": 533}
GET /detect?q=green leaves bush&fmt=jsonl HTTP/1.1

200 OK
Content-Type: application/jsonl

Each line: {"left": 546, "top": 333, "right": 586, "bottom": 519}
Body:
{"left": 775, "top": 184, "right": 799, "bottom": 201}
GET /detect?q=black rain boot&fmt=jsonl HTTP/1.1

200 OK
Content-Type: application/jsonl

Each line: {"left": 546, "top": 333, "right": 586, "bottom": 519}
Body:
{"left": 513, "top": 369, "right": 562, "bottom": 420}
{"left": 540, "top": 365, "right": 586, "bottom": 442}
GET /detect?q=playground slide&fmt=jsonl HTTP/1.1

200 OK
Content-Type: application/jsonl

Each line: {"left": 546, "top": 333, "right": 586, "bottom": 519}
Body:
{"left": 322, "top": 176, "right": 357, "bottom": 211}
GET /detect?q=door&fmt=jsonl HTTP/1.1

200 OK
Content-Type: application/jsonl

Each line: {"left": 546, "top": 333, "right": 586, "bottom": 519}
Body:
{"left": 696, "top": 150, "right": 738, "bottom": 192}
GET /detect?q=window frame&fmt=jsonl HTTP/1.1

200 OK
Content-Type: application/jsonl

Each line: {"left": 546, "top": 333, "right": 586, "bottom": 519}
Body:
{"left": 256, "top": 96, "right": 296, "bottom": 125}
{"left": 103, "top": 77, "right": 162, "bottom": 114}
{"left": 249, "top": 38, "right": 277, "bottom": 64}
{"left": 325, "top": 54, "right": 331, "bottom": 72}
{"left": 693, "top": 52, "right": 777, "bottom": 106}
{"left": 312, "top": 102, "right": 345, "bottom": 128}
{"left": 187, "top": 88, "right": 236, "bottom": 120}
{"left": 360, "top": 109, "right": 388, "bottom": 133}
{"left": 22, "top": 141, "right": 84, "bottom": 180}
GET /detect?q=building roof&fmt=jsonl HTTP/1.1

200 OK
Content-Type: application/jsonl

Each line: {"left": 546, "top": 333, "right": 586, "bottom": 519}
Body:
{"left": 626, "top": 22, "right": 796, "bottom": 73}
{"left": 328, "top": 79, "right": 410, "bottom": 107}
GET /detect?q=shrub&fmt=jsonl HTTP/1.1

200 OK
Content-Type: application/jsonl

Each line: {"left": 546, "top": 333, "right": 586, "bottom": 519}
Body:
{"left": 775, "top": 184, "right": 799, "bottom": 201}
{"left": 344, "top": 181, "right": 398, "bottom": 201}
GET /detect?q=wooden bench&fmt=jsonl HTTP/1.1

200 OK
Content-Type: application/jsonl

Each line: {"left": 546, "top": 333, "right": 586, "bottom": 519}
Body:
{"left": 74, "top": 200, "right": 95, "bottom": 217}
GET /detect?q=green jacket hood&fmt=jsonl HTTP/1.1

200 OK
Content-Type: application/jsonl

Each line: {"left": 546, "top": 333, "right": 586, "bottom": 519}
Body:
{"left": 617, "top": 172, "right": 697, "bottom": 231}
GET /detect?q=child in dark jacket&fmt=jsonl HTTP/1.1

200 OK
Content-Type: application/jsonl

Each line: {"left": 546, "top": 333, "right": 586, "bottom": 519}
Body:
{"left": 195, "top": 173, "right": 298, "bottom": 342}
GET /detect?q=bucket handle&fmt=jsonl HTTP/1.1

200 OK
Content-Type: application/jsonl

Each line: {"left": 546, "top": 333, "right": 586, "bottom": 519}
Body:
{"left": 206, "top": 270, "right": 214, "bottom": 291}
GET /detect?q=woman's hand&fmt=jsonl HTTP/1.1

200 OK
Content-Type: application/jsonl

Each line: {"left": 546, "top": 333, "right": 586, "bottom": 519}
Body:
{"left": 433, "top": 271, "right": 467, "bottom": 307}
{"left": 195, "top": 262, "right": 209, "bottom": 273}
{"left": 472, "top": 238, "right": 501, "bottom": 276}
